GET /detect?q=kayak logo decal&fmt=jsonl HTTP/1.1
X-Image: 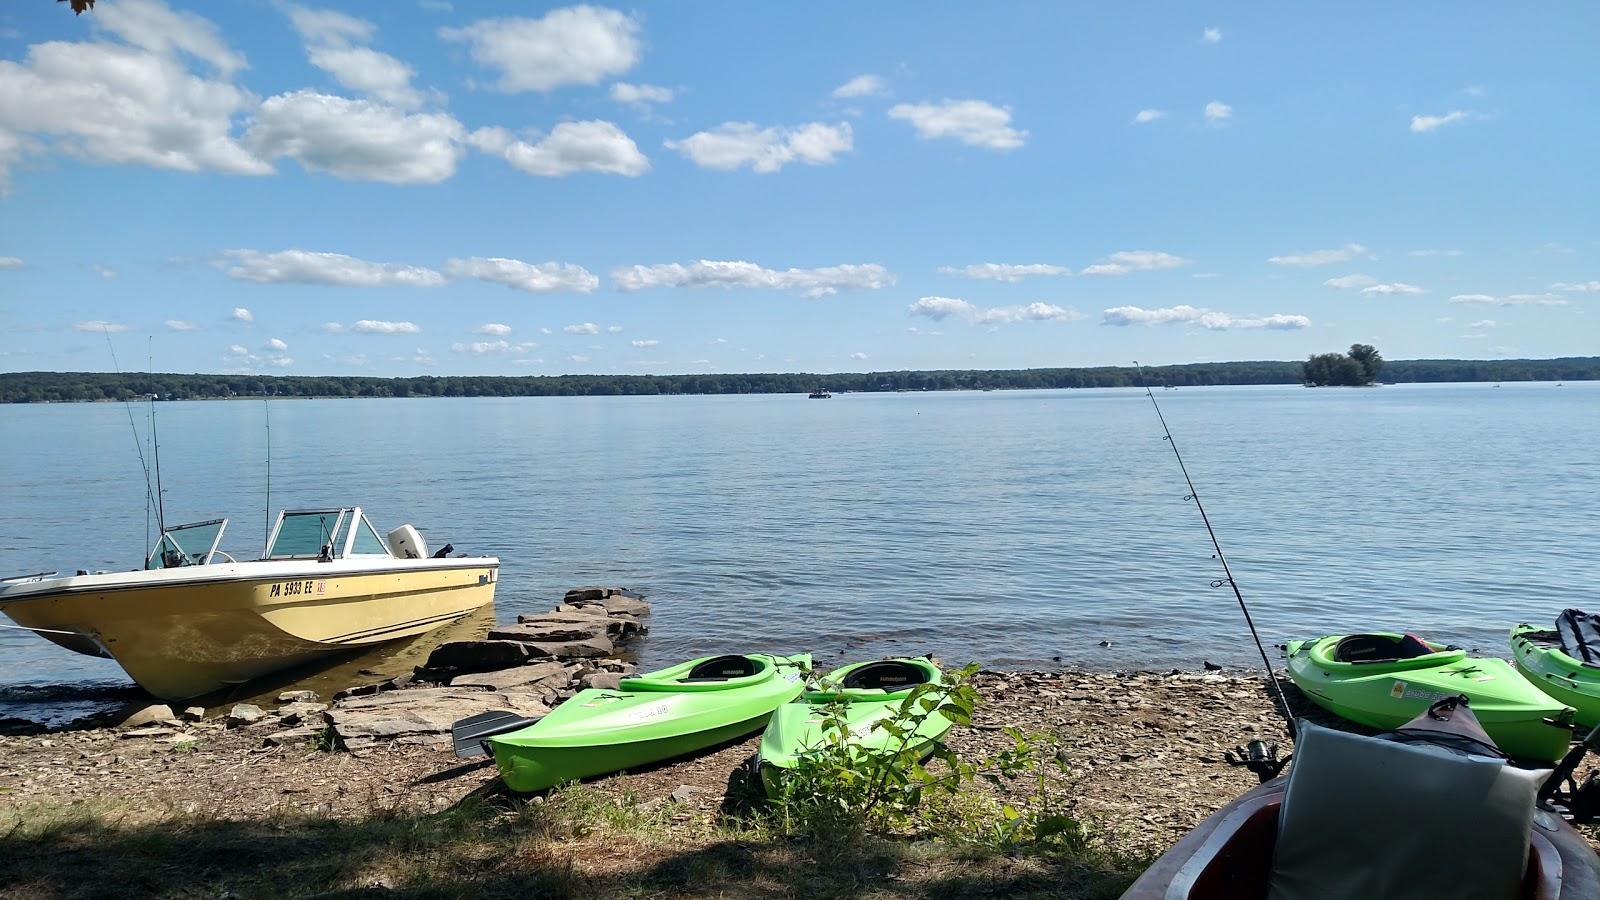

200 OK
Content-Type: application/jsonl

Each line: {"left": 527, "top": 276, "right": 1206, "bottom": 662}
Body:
{"left": 626, "top": 702, "right": 672, "bottom": 722}
{"left": 1390, "top": 681, "right": 1407, "bottom": 699}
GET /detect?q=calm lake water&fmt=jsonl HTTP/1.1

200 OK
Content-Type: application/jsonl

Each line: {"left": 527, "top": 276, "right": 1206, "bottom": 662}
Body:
{"left": 2, "top": 383, "right": 1596, "bottom": 723}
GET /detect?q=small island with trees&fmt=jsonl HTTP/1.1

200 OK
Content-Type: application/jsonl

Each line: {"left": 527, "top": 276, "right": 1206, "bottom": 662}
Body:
{"left": 1303, "top": 344, "right": 1385, "bottom": 386}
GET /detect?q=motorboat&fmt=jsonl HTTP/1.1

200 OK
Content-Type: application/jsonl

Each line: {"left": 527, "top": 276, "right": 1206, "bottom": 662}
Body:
{"left": 0, "top": 507, "right": 497, "bottom": 700}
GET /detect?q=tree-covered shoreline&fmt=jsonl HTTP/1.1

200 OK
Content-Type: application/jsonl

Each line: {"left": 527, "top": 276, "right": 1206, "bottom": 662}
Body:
{"left": 2, "top": 357, "right": 1597, "bottom": 403}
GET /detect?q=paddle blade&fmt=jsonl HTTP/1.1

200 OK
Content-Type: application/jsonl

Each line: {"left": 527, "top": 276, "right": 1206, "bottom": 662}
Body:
{"left": 451, "top": 710, "right": 538, "bottom": 759}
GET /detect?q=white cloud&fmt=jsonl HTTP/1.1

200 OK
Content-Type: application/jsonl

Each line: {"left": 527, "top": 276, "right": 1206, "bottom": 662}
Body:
{"left": 832, "top": 75, "right": 887, "bottom": 99}
{"left": 1410, "top": 110, "right": 1470, "bottom": 133}
{"left": 231, "top": 307, "right": 254, "bottom": 322}
{"left": 100, "top": 0, "right": 246, "bottom": 75}
{"left": 1449, "top": 293, "right": 1567, "bottom": 307}
{"left": 606, "top": 325, "right": 622, "bottom": 333}
{"left": 1268, "top": 243, "right": 1370, "bottom": 267}
{"left": 92, "top": 265, "right": 117, "bottom": 279}
{"left": 351, "top": 319, "right": 421, "bottom": 334}
{"left": 1132, "top": 109, "right": 1166, "bottom": 125}
{"left": 1408, "top": 249, "right": 1463, "bottom": 257}
{"left": 439, "top": 6, "right": 641, "bottom": 93}
{"left": 451, "top": 339, "right": 509, "bottom": 354}
{"left": 246, "top": 91, "right": 465, "bottom": 184}
{"left": 610, "top": 82, "right": 674, "bottom": 105}
{"left": 165, "top": 319, "right": 198, "bottom": 331}
{"left": 939, "top": 263, "right": 1070, "bottom": 282}
{"left": 850, "top": 351, "right": 869, "bottom": 360}
{"left": 888, "top": 99, "right": 1026, "bottom": 150}
{"left": 630, "top": 339, "right": 658, "bottom": 348}
{"left": 288, "top": 6, "right": 421, "bottom": 108}
{"left": 229, "top": 344, "right": 250, "bottom": 355}
{"left": 0, "top": 257, "right": 22, "bottom": 269}
{"left": 564, "top": 322, "right": 600, "bottom": 335}
{"left": 321, "top": 322, "right": 346, "bottom": 333}
{"left": 268, "top": 356, "right": 294, "bottom": 368}
{"left": 224, "top": 249, "right": 445, "bottom": 287}
{"left": 568, "top": 354, "right": 590, "bottom": 364}
{"left": 1360, "top": 282, "right": 1424, "bottom": 296}
{"left": 1080, "top": 250, "right": 1189, "bottom": 276}
{"left": 1204, "top": 101, "right": 1233, "bottom": 122}
{"left": 666, "top": 121, "right": 852, "bottom": 172}
{"left": 469, "top": 121, "right": 648, "bottom": 177}
{"left": 476, "top": 323, "right": 512, "bottom": 335}
{"left": 1202, "top": 26, "right": 1222, "bottom": 44}
{"left": 908, "top": 296, "right": 1083, "bottom": 326}
{"left": 1324, "top": 273, "right": 1378, "bottom": 289}
{"left": 444, "top": 256, "right": 600, "bottom": 292}
{"left": 1192, "top": 272, "right": 1221, "bottom": 279}
{"left": 73, "top": 320, "right": 128, "bottom": 333}
{"left": 1551, "top": 281, "right": 1600, "bottom": 293}
{"left": 1101, "top": 305, "right": 1310, "bottom": 330}
{"left": 265, "top": 337, "right": 289, "bottom": 351}
{"left": 1468, "top": 319, "right": 1497, "bottom": 328}
{"left": 710, "top": 337, "right": 727, "bottom": 344}
{"left": 613, "top": 260, "right": 894, "bottom": 297}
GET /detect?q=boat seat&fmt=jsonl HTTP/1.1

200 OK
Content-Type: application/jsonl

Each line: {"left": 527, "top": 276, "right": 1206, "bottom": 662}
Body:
{"left": 1555, "top": 608, "right": 1600, "bottom": 667}
{"left": 1332, "top": 632, "right": 1437, "bottom": 663}
{"left": 680, "top": 655, "right": 758, "bottom": 682}
{"left": 1267, "top": 721, "right": 1545, "bottom": 900}
{"left": 841, "top": 660, "right": 929, "bottom": 691}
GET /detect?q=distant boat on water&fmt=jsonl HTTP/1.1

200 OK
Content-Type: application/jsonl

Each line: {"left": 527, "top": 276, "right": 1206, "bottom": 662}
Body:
{"left": 808, "top": 388, "right": 832, "bottom": 399}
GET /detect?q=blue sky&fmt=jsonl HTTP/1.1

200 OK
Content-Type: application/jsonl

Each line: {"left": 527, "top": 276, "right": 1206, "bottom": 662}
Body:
{"left": 0, "top": 1, "right": 1595, "bottom": 377}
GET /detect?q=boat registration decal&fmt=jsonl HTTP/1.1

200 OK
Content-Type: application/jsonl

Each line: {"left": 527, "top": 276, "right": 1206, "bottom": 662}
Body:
{"left": 269, "top": 580, "right": 316, "bottom": 598}
{"left": 1397, "top": 684, "right": 1453, "bottom": 703}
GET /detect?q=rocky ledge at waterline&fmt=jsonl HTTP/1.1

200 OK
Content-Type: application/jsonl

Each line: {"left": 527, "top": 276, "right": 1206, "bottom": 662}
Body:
{"left": 100, "top": 587, "right": 652, "bottom": 753}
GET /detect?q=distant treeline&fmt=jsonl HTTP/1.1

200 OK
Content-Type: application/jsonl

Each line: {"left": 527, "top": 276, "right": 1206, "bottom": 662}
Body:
{"left": 3, "top": 357, "right": 1598, "bottom": 403}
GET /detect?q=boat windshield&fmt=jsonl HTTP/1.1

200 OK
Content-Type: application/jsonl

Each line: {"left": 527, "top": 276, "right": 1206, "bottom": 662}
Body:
{"left": 146, "top": 518, "right": 228, "bottom": 569}
{"left": 266, "top": 510, "right": 347, "bottom": 560}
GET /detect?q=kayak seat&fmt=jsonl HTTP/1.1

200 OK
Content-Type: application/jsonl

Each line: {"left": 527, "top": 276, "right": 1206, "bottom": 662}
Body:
{"left": 1333, "top": 633, "right": 1438, "bottom": 664}
{"left": 680, "top": 655, "right": 759, "bottom": 682}
{"left": 842, "top": 660, "right": 930, "bottom": 691}
{"left": 1555, "top": 608, "right": 1600, "bottom": 667}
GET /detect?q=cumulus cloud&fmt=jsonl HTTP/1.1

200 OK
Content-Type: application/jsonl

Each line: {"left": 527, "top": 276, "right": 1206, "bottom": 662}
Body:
{"left": 101, "top": 0, "right": 246, "bottom": 74}
{"left": 1324, "top": 273, "right": 1377, "bottom": 289}
{"left": 451, "top": 340, "right": 508, "bottom": 354}
{"left": 850, "top": 351, "right": 869, "bottom": 360}
{"left": 1449, "top": 293, "right": 1567, "bottom": 307}
{"left": 612, "top": 260, "right": 894, "bottom": 297}
{"left": 1551, "top": 281, "right": 1600, "bottom": 293}
{"left": 1268, "top": 243, "right": 1370, "bottom": 266}
{"left": 351, "top": 319, "right": 421, "bottom": 333}
{"left": 1101, "top": 305, "right": 1310, "bottom": 330}
{"left": 246, "top": 91, "right": 466, "bottom": 184}
{"left": 0, "top": 257, "right": 22, "bottom": 269}
{"left": 1132, "top": 109, "right": 1166, "bottom": 124}
{"left": 469, "top": 121, "right": 648, "bottom": 177}
{"left": 630, "top": 339, "right": 658, "bottom": 348}
{"left": 476, "top": 323, "right": 512, "bottom": 335}
{"left": 439, "top": 6, "right": 641, "bottom": 93}
{"left": 1202, "top": 26, "right": 1222, "bottom": 44}
{"left": 665, "top": 121, "right": 852, "bottom": 173}
{"left": 288, "top": 6, "right": 421, "bottom": 108}
{"left": 1204, "top": 100, "right": 1233, "bottom": 122}
{"left": 610, "top": 82, "right": 673, "bottom": 106}
{"left": 564, "top": 322, "right": 600, "bottom": 335}
{"left": 1410, "top": 110, "right": 1470, "bottom": 133}
{"left": 833, "top": 75, "right": 887, "bottom": 99}
{"left": 606, "top": 325, "right": 622, "bottom": 333}
{"left": 73, "top": 320, "right": 128, "bottom": 333}
{"left": 223, "top": 249, "right": 445, "bottom": 287}
{"left": 444, "top": 256, "right": 600, "bottom": 292}
{"left": 908, "top": 296, "right": 1082, "bottom": 326}
{"left": 888, "top": 99, "right": 1026, "bottom": 150}
{"left": 165, "top": 319, "right": 198, "bottom": 331}
{"left": 265, "top": 337, "right": 289, "bottom": 351}
{"left": 1469, "top": 319, "right": 1497, "bottom": 328}
{"left": 231, "top": 307, "right": 254, "bottom": 322}
{"left": 1080, "top": 250, "right": 1188, "bottom": 276}
{"left": 1360, "top": 282, "right": 1424, "bottom": 296}
{"left": 938, "top": 263, "right": 1070, "bottom": 282}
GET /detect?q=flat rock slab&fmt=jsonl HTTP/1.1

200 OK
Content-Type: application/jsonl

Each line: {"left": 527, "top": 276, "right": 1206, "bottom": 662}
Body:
{"left": 326, "top": 687, "right": 548, "bottom": 751}
{"left": 524, "top": 636, "right": 614, "bottom": 659}
{"left": 119, "top": 704, "right": 177, "bottom": 729}
{"left": 425, "top": 640, "right": 536, "bottom": 672}
{"left": 563, "top": 586, "right": 635, "bottom": 604}
{"left": 599, "top": 595, "right": 651, "bottom": 617}
{"left": 450, "top": 662, "right": 570, "bottom": 692}
{"left": 488, "top": 620, "right": 609, "bottom": 643}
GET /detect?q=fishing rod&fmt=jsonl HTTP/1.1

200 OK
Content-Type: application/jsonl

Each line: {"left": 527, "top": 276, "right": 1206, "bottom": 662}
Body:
{"left": 101, "top": 328, "right": 159, "bottom": 564}
{"left": 263, "top": 399, "right": 272, "bottom": 554}
{"left": 1134, "top": 362, "right": 1297, "bottom": 736}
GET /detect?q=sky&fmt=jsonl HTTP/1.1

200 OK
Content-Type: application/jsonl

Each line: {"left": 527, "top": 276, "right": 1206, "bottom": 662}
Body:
{"left": 0, "top": 1, "right": 1596, "bottom": 377}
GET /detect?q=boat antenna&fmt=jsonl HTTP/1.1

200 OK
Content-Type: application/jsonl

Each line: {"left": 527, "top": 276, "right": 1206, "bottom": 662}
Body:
{"left": 1133, "top": 362, "right": 1296, "bottom": 734}
{"left": 102, "top": 328, "right": 159, "bottom": 563}
{"left": 263, "top": 399, "right": 272, "bottom": 554}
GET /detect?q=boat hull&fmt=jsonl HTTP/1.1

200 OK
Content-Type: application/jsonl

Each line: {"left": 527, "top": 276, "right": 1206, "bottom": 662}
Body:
{"left": 2, "top": 561, "right": 496, "bottom": 700}
{"left": 1511, "top": 624, "right": 1600, "bottom": 729}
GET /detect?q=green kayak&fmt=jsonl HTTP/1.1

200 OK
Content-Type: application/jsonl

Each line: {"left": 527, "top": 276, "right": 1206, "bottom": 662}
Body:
{"left": 758, "top": 658, "right": 952, "bottom": 798}
{"left": 1285, "top": 632, "right": 1575, "bottom": 762}
{"left": 1511, "top": 619, "right": 1600, "bottom": 729}
{"left": 488, "top": 653, "right": 809, "bottom": 792}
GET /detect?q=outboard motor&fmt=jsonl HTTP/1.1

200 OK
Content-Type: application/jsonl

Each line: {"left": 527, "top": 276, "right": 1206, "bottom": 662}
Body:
{"left": 386, "top": 525, "right": 428, "bottom": 560}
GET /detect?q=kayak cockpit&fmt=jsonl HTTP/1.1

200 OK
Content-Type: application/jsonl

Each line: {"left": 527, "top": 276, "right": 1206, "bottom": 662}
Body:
{"left": 805, "top": 657, "right": 940, "bottom": 701}
{"left": 621, "top": 653, "right": 783, "bottom": 692}
{"left": 1302, "top": 632, "right": 1465, "bottom": 671}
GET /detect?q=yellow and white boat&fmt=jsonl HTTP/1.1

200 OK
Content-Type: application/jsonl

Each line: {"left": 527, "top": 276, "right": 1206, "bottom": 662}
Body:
{"left": 0, "top": 508, "right": 497, "bottom": 700}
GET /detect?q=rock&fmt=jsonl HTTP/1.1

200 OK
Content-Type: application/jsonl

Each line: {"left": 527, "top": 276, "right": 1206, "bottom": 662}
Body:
{"left": 524, "top": 636, "right": 614, "bottom": 660}
{"left": 226, "top": 704, "right": 267, "bottom": 728}
{"left": 668, "top": 785, "right": 703, "bottom": 804}
{"left": 325, "top": 687, "right": 549, "bottom": 751}
{"left": 562, "top": 587, "right": 613, "bottom": 604}
{"left": 450, "top": 662, "right": 569, "bottom": 692}
{"left": 274, "top": 702, "right": 329, "bottom": 726}
{"left": 181, "top": 706, "right": 206, "bottom": 722}
{"left": 1203, "top": 661, "right": 1224, "bottom": 672}
{"left": 1098, "top": 640, "right": 1113, "bottom": 648}
{"left": 263, "top": 726, "right": 321, "bottom": 747}
{"left": 425, "top": 640, "right": 537, "bottom": 673}
{"left": 522, "top": 610, "right": 643, "bottom": 639}
{"left": 488, "top": 620, "right": 609, "bottom": 643}
{"left": 119, "top": 704, "right": 177, "bottom": 729}
{"left": 599, "top": 594, "right": 650, "bottom": 617}
{"left": 120, "top": 725, "right": 180, "bottom": 739}
{"left": 277, "top": 690, "right": 321, "bottom": 703}
{"left": 579, "top": 671, "right": 622, "bottom": 691}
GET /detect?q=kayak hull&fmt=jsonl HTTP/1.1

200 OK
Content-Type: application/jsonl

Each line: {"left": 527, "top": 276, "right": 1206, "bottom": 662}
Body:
{"left": 1285, "top": 634, "right": 1574, "bottom": 762}
{"left": 1511, "top": 624, "right": 1600, "bottom": 730}
{"left": 489, "top": 653, "right": 809, "bottom": 792}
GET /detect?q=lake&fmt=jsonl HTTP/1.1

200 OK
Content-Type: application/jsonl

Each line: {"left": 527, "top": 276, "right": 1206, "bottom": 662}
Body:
{"left": 2, "top": 383, "right": 1596, "bottom": 723}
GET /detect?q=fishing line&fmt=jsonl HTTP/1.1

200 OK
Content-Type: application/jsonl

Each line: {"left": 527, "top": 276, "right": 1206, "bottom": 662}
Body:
{"left": 1134, "top": 362, "right": 1296, "bottom": 735}
{"left": 263, "top": 399, "right": 272, "bottom": 554}
{"left": 101, "top": 328, "right": 159, "bottom": 563}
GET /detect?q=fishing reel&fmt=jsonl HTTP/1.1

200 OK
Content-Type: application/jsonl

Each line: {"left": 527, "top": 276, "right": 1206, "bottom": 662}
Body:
{"left": 1225, "top": 739, "right": 1291, "bottom": 784}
